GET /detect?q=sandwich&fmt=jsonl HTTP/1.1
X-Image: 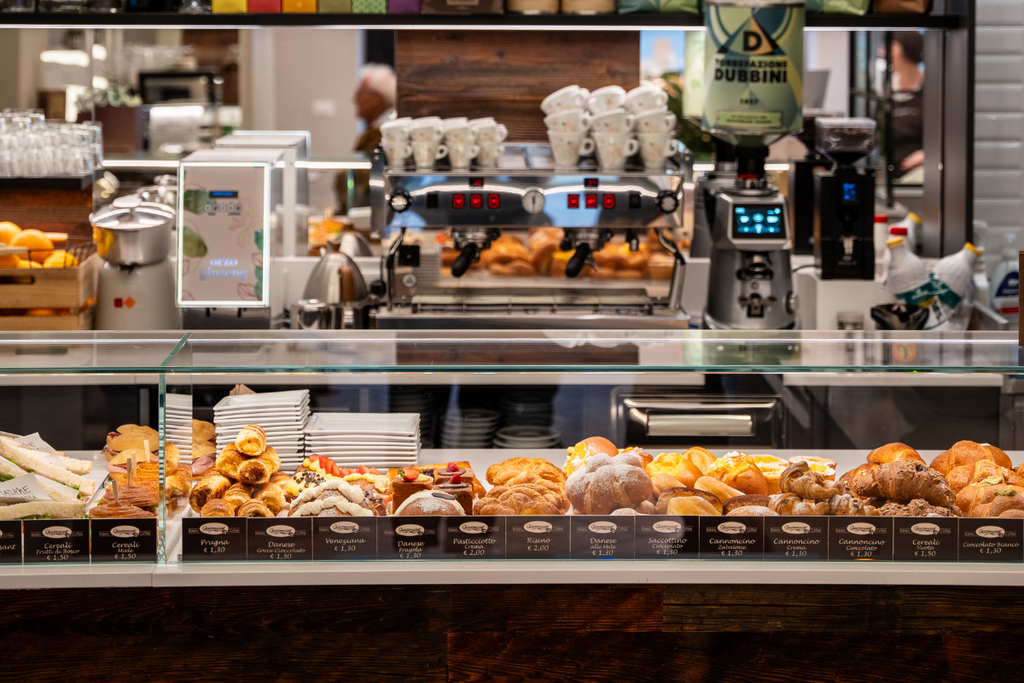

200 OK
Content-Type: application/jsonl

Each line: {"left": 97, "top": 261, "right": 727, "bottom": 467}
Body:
{"left": 102, "top": 424, "right": 159, "bottom": 462}
{"left": 0, "top": 436, "right": 95, "bottom": 498}
{"left": 58, "top": 455, "right": 92, "bottom": 476}
{"left": 0, "top": 500, "right": 86, "bottom": 520}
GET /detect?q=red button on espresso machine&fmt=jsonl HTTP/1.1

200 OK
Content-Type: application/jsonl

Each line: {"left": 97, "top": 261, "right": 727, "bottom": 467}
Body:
{"left": 452, "top": 194, "right": 466, "bottom": 209}
{"left": 470, "top": 193, "right": 483, "bottom": 209}
{"left": 603, "top": 194, "right": 616, "bottom": 209}
{"left": 487, "top": 194, "right": 500, "bottom": 209}
{"left": 567, "top": 194, "right": 580, "bottom": 209}
{"left": 585, "top": 193, "right": 598, "bottom": 209}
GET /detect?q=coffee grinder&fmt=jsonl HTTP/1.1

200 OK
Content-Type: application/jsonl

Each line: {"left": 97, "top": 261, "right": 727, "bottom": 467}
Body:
{"left": 813, "top": 117, "right": 877, "bottom": 280}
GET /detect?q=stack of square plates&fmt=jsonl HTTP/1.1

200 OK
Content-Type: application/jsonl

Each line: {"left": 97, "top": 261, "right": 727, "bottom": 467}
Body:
{"left": 440, "top": 409, "right": 500, "bottom": 449}
{"left": 166, "top": 394, "right": 194, "bottom": 465}
{"left": 305, "top": 413, "right": 419, "bottom": 468}
{"left": 494, "top": 425, "right": 561, "bottom": 449}
{"left": 214, "top": 390, "right": 310, "bottom": 471}
{"left": 389, "top": 387, "right": 439, "bottom": 448}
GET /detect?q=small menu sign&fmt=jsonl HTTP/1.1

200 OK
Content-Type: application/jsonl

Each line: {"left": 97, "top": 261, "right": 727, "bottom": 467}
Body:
{"left": 90, "top": 518, "right": 158, "bottom": 563}
{"left": 958, "top": 518, "right": 1024, "bottom": 563}
{"left": 699, "top": 517, "right": 764, "bottom": 560}
{"left": 765, "top": 517, "right": 828, "bottom": 561}
{"left": 570, "top": 516, "right": 634, "bottom": 559}
{"left": 829, "top": 517, "right": 893, "bottom": 561}
{"left": 23, "top": 519, "right": 89, "bottom": 563}
{"left": 506, "top": 516, "right": 570, "bottom": 560}
{"left": 893, "top": 517, "right": 958, "bottom": 562}
{"left": 635, "top": 516, "right": 698, "bottom": 559}
{"left": 377, "top": 517, "right": 445, "bottom": 560}
{"left": 0, "top": 521, "right": 22, "bottom": 564}
{"left": 312, "top": 516, "right": 376, "bottom": 560}
{"left": 444, "top": 516, "right": 504, "bottom": 559}
{"left": 182, "top": 517, "right": 246, "bottom": 562}
{"left": 248, "top": 517, "right": 313, "bottom": 561}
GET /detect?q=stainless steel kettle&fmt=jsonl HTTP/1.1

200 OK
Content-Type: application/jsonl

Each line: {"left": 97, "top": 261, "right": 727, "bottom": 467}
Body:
{"left": 300, "top": 239, "right": 373, "bottom": 328}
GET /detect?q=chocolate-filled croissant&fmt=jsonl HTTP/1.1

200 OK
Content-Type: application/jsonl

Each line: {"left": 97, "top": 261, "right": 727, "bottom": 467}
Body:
{"left": 235, "top": 424, "right": 267, "bottom": 456}
{"left": 252, "top": 482, "right": 287, "bottom": 515}
{"left": 216, "top": 443, "right": 246, "bottom": 479}
{"left": 236, "top": 499, "right": 273, "bottom": 518}
{"left": 201, "top": 499, "right": 233, "bottom": 517}
{"left": 222, "top": 482, "right": 253, "bottom": 514}
{"left": 237, "top": 447, "right": 280, "bottom": 486}
{"left": 189, "top": 471, "right": 232, "bottom": 513}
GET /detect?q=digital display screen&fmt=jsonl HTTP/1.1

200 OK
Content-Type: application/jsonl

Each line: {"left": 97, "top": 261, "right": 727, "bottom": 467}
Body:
{"left": 842, "top": 182, "right": 857, "bottom": 203}
{"left": 210, "top": 190, "right": 238, "bottom": 198}
{"left": 733, "top": 205, "right": 783, "bottom": 237}
{"left": 469, "top": 178, "right": 484, "bottom": 188}
{"left": 584, "top": 178, "right": 599, "bottom": 188}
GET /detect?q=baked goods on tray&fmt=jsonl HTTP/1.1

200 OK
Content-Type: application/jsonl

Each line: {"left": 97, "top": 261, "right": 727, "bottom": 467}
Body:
{"left": 565, "top": 451, "right": 653, "bottom": 515}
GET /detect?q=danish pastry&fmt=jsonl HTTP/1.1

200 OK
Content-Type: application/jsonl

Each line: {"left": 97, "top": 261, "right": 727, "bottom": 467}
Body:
{"left": 253, "top": 482, "right": 288, "bottom": 515}
{"left": 487, "top": 457, "right": 566, "bottom": 489}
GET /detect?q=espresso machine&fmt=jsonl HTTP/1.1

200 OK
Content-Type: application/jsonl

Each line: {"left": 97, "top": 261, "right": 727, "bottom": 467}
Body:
{"left": 369, "top": 144, "right": 689, "bottom": 329}
{"left": 813, "top": 117, "right": 877, "bottom": 280}
{"left": 690, "top": 141, "right": 737, "bottom": 259}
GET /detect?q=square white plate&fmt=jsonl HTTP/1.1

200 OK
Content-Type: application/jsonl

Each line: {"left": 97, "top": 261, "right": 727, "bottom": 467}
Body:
{"left": 308, "top": 413, "right": 419, "bottom": 435}
{"left": 214, "top": 390, "right": 309, "bottom": 409}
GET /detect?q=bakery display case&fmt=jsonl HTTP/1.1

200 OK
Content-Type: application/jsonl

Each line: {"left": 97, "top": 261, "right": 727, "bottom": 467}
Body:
{"left": 2, "top": 329, "right": 1024, "bottom": 585}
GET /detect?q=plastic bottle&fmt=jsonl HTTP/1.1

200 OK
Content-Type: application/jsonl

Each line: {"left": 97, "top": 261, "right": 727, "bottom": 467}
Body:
{"left": 891, "top": 212, "right": 922, "bottom": 255}
{"left": 989, "top": 246, "right": 1020, "bottom": 329}
{"left": 873, "top": 214, "right": 889, "bottom": 270}
{"left": 927, "top": 242, "right": 980, "bottom": 330}
{"left": 885, "top": 237, "right": 934, "bottom": 306}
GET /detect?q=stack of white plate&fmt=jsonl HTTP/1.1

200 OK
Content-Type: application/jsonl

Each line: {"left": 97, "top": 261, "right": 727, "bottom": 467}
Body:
{"left": 440, "top": 409, "right": 500, "bottom": 449}
{"left": 389, "top": 387, "right": 439, "bottom": 448}
{"left": 305, "top": 413, "right": 419, "bottom": 468}
{"left": 166, "top": 394, "right": 193, "bottom": 465}
{"left": 499, "top": 391, "right": 554, "bottom": 428}
{"left": 214, "top": 389, "right": 310, "bottom": 471}
{"left": 494, "top": 425, "right": 561, "bottom": 449}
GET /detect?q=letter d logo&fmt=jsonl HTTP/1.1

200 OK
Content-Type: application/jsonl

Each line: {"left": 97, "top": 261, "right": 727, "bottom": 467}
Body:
{"left": 743, "top": 31, "right": 762, "bottom": 52}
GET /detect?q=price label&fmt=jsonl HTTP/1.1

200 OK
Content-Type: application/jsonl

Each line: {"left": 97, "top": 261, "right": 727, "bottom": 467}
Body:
{"left": 182, "top": 517, "right": 246, "bottom": 562}
{"left": 312, "top": 517, "right": 377, "bottom": 560}
{"left": 892, "top": 517, "right": 957, "bottom": 562}
{"left": 506, "top": 516, "right": 570, "bottom": 560}
{"left": 570, "top": 516, "right": 634, "bottom": 560}
{"left": 635, "top": 516, "right": 698, "bottom": 560}
{"left": 248, "top": 517, "right": 312, "bottom": 562}
{"left": 444, "top": 517, "right": 504, "bottom": 560}
{"left": 958, "top": 518, "right": 1023, "bottom": 563}
{"left": 828, "top": 517, "right": 893, "bottom": 562}
{"left": 765, "top": 517, "right": 828, "bottom": 561}
{"left": 0, "top": 520, "right": 22, "bottom": 564}
{"left": 699, "top": 517, "right": 764, "bottom": 560}
{"left": 23, "top": 519, "right": 89, "bottom": 564}
{"left": 90, "top": 518, "right": 158, "bottom": 563}
{"left": 377, "top": 517, "right": 444, "bottom": 561}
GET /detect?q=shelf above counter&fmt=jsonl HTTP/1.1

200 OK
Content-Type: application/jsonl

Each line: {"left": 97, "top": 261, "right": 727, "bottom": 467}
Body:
{"left": 0, "top": 12, "right": 963, "bottom": 30}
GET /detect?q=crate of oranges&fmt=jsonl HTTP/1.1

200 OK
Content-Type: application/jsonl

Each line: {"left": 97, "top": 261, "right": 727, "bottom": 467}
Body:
{"left": 0, "top": 222, "right": 99, "bottom": 331}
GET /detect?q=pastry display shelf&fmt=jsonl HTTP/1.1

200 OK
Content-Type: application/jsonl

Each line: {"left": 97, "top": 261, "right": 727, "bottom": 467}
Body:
{"left": 0, "top": 12, "right": 962, "bottom": 30}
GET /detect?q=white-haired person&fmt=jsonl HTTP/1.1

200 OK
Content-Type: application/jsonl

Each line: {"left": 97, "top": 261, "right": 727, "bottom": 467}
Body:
{"left": 339, "top": 63, "right": 396, "bottom": 210}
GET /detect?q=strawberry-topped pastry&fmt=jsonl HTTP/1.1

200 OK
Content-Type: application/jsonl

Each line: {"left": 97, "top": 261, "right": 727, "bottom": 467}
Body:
{"left": 390, "top": 466, "right": 433, "bottom": 512}
{"left": 435, "top": 470, "right": 474, "bottom": 515}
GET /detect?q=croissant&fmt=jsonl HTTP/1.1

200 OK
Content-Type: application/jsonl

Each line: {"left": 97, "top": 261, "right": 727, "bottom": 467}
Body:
{"left": 215, "top": 443, "right": 246, "bottom": 479}
{"left": 222, "top": 483, "right": 252, "bottom": 514}
{"left": 486, "top": 457, "right": 566, "bottom": 489}
{"left": 189, "top": 471, "right": 232, "bottom": 513}
{"left": 200, "top": 499, "right": 233, "bottom": 517}
{"left": 236, "top": 499, "right": 273, "bottom": 517}
{"left": 253, "top": 482, "right": 287, "bottom": 515}
{"left": 234, "top": 424, "right": 267, "bottom": 457}
{"left": 825, "top": 493, "right": 881, "bottom": 516}
{"left": 946, "top": 460, "right": 1024, "bottom": 493}
{"left": 930, "top": 440, "right": 1012, "bottom": 475}
{"left": 779, "top": 461, "right": 843, "bottom": 502}
{"left": 706, "top": 452, "right": 769, "bottom": 496}
{"left": 867, "top": 443, "right": 925, "bottom": 465}
{"left": 565, "top": 453, "right": 653, "bottom": 515}
{"left": 236, "top": 447, "right": 280, "bottom": 486}
{"left": 768, "top": 492, "right": 827, "bottom": 516}
{"left": 165, "top": 465, "right": 193, "bottom": 499}
{"left": 849, "top": 460, "right": 956, "bottom": 508}
{"left": 838, "top": 462, "right": 876, "bottom": 488}
{"left": 956, "top": 476, "right": 1024, "bottom": 516}
{"left": 473, "top": 479, "right": 570, "bottom": 515}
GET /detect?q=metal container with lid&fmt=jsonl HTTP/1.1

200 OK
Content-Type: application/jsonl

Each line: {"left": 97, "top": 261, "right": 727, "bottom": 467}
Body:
{"left": 90, "top": 195, "right": 175, "bottom": 266}
{"left": 299, "top": 240, "right": 375, "bottom": 328}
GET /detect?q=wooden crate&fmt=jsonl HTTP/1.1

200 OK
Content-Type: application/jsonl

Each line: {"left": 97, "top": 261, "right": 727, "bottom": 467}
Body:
{"left": 0, "top": 252, "right": 100, "bottom": 330}
{"left": 0, "top": 304, "right": 95, "bottom": 331}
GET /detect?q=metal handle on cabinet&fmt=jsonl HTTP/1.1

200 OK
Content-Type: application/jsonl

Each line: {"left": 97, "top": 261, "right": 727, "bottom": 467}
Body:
{"left": 629, "top": 408, "right": 754, "bottom": 437}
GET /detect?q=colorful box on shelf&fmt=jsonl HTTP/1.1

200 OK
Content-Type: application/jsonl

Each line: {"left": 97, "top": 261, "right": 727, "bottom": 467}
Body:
{"left": 387, "top": 0, "right": 419, "bottom": 12}
{"left": 352, "top": 0, "right": 385, "bottom": 11}
{"left": 318, "top": 0, "right": 351, "bottom": 10}
{"left": 283, "top": 0, "right": 316, "bottom": 11}
{"left": 420, "top": 0, "right": 503, "bottom": 13}
{"left": 213, "top": 0, "right": 246, "bottom": 11}
{"left": 249, "top": 0, "right": 282, "bottom": 11}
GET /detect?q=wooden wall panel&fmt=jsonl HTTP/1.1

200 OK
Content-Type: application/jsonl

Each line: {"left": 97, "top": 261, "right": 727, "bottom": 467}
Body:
{"left": 396, "top": 31, "right": 641, "bottom": 141}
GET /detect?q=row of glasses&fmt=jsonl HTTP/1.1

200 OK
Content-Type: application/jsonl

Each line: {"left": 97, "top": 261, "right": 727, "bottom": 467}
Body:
{"left": 0, "top": 110, "right": 101, "bottom": 179}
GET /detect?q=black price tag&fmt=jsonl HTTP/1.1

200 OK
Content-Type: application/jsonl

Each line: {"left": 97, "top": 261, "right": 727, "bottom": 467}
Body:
{"left": 23, "top": 519, "right": 89, "bottom": 564}
{"left": 312, "top": 516, "right": 377, "bottom": 560}
{"left": 90, "top": 518, "right": 158, "bottom": 563}
{"left": 893, "top": 517, "right": 958, "bottom": 562}
{"left": 248, "top": 517, "right": 313, "bottom": 561}
{"left": 570, "top": 516, "right": 634, "bottom": 560}
{"left": 699, "top": 517, "right": 764, "bottom": 560}
{"left": 444, "top": 516, "right": 504, "bottom": 559}
{"left": 765, "top": 517, "right": 828, "bottom": 561}
{"left": 958, "top": 518, "right": 1024, "bottom": 563}
{"left": 828, "top": 517, "right": 893, "bottom": 561}
{"left": 377, "top": 517, "right": 445, "bottom": 560}
{"left": 506, "top": 516, "right": 571, "bottom": 560}
{"left": 182, "top": 517, "right": 247, "bottom": 562}
{"left": 635, "top": 516, "right": 698, "bottom": 560}
{"left": 0, "top": 521, "right": 22, "bottom": 564}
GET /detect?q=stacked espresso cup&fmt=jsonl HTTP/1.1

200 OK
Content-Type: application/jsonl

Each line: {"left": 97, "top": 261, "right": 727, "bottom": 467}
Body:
{"left": 379, "top": 116, "right": 508, "bottom": 170}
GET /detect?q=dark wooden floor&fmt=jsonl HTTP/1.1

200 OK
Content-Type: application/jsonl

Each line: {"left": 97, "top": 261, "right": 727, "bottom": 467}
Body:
{"left": 2, "top": 584, "right": 1020, "bottom": 682}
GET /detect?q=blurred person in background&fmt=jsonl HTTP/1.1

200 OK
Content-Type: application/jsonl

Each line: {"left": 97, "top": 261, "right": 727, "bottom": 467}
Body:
{"left": 890, "top": 31, "right": 925, "bottom": 182}
{"left": 338, "top": 63, "right": 396, "bottom": 211}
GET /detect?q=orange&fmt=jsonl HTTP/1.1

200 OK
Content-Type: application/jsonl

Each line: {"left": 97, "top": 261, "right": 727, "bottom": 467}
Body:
{"left": 43, "top": 250, "right": 78, "bottom": 269}
{"left": 0, "top": 254, "right": 20, "bottom": 269}
{"left": 0, "top": 222, "right": 21, "bottom": 245}
{"left": 16, "top": 260, "right": 42, "bottom": 269}
{"left": 24, "top": 308, "right": 59, "bottom": 317}
{"left": 10, "top": 229, "right": 54, "bottom": 264}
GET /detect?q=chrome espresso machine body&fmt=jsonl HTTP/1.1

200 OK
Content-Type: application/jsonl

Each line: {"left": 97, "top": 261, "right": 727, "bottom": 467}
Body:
{"left": 370, "top": 144, "right": 690, "bottom": 329}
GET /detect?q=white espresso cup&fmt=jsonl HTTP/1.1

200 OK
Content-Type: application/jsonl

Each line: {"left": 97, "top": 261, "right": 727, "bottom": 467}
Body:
{"left": 586, "top": 85, "right": 627, "bottom": 115}
{"left": 592, "top": 132, "right": 639, "bottom": 170}
{"left": 548, "top": 131, "right": 595, "bottom": 168}
{"left": 541, "top": 85, "right": 590, "bottom": 116}
{"left": 636, "top": 133, "right": 679, "bottom": 169}
{"left": 544, "top": 108, "right": 592, "bottom": 135}
{"left": 475, "top": 142, "right": 505, "bottom": 168}
{"left": 444, "top": 125, "right": 478, "bottom": 147}
{"left": 634, "top": 109, "right": 677, "bottom": 134}
{"left": 380, "top": 117, "right": 413, "bottom": 146}
{"left": 470, "top": 119, "right": 509, "bottom": 145}
{"left": 382, "top": 141, "right": 412, "bottom": 167}
{"left": 411, "top": 139, "right": 448, "bottom": 169}
{"left": 408, "top": 117, "right": 444, "bottom": 143}
{"left": 448, "top": 142, "right": 481, "bottom": 170}
{"left": 624, "top": 86, "right": 669, "bottom": 115}
{"left": 590, "top": 108, "right": 635, "bottom": 134}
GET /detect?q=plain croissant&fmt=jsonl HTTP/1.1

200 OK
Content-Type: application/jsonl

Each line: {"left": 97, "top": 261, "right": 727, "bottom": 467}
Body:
{"left": 779, "top": 461, "right": 843, "bottom": 502}
{"left": 849, "top": 460, "right": 955, "bottom": 508}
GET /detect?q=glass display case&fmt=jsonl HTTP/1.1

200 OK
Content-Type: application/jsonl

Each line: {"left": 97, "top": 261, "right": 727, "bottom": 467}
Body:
{"left": 2, "top": 330, "right": 1023, "bottom": 586}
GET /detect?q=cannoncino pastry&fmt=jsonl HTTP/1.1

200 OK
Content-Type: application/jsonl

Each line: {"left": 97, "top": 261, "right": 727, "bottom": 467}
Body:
{"left": 234, "top": 423, "right": 268, "bottom": 457}
{"left": 565, "top": 451, "right": 653, "bottom": 515}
